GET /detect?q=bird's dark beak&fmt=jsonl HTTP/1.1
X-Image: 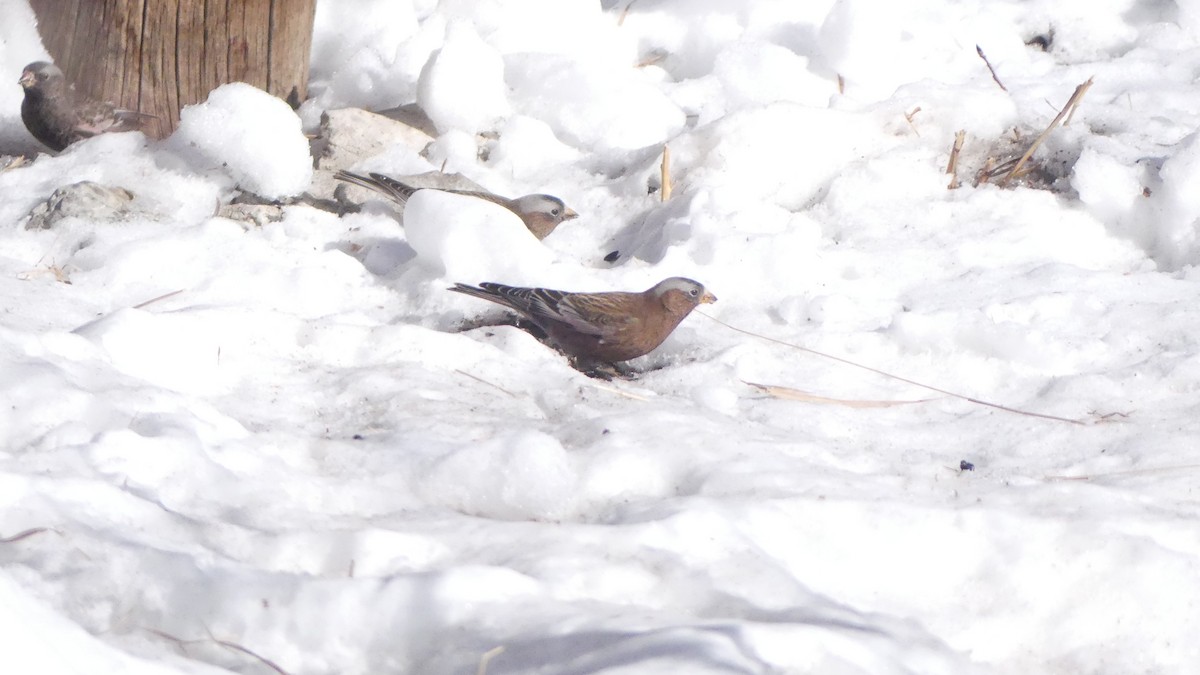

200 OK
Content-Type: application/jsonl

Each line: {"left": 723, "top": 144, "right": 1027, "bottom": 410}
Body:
{"left": 700, "top": 291, "right": 717, "bottom": 304}
{"left": 563, "top": 207, "right": 579, "bottom": 220}
{"left": 18, "top": 71, "right": 35, "bottom": 88}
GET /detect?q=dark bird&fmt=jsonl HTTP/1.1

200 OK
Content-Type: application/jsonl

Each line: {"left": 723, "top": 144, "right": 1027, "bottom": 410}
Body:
{"left": 19, "top": 61, "right": 151, "bottom": 152}
{"left": 449, "top": 277, "right": 716, "bottom": 363}
{"left": 334, "top": 169, "right": 578, "bottom": 240}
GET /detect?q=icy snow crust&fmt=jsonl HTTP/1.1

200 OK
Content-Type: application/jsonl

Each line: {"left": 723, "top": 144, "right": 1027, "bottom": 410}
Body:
{"left": 3, "top": 0, "right": 1200, "bottom": 673}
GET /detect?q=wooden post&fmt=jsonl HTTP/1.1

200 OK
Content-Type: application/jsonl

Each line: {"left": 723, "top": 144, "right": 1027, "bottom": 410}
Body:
{"left": 26, "top": 0, "right": 317, "bottom": 136}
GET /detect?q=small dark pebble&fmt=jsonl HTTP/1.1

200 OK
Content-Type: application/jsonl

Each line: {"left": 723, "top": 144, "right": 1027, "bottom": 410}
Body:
{"left": 353, "top": 434, "right": 364, "bottom": 441}
{"left": 959, "top": 460, "right": 975, "bottom": 471}
{"left": 603, "top": 250, "right": 620, "bottom": 263}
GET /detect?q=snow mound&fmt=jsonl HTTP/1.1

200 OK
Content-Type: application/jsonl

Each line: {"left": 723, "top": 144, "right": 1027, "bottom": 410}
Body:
{"left": 169, "top": 83, "right": 312, "bottom": 198}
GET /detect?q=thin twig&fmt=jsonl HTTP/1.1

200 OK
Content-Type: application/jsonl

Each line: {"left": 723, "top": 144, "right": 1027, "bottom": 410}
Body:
{"left": 946, "top": 130, "right": 965, "bottom": 189}
{"left": 2, "top": 155, "right": 28, "bottom": 172}
{"left": 1045, "top": 463, "right": 1200, "bottom": 482}
{"left": 477, "top": 646, "right": 506, "bottom": 675}
{"left": 617, "top": 0, "right": 636, "bottom": 26}
{"left": 698, "top": 312, "right": 1086, "bottom": 425}
{"left": 660, "top": 145, "right": 672, "bottom": 202}
{"left": 904, "top": 107, "right": 922, "bottom": 137}
{"left": 1000, "top": 77, "right": 1093, "bottom": 185}
{"left": 132, "top": 288, "right": 186, "bottom": 310}
{"left": 455, "top": 369, "right": 517, "bottom": 398}
{"left": 636, "top": 50, "right": 667, "bottom": 68}
{"left": 975, "top": 45, "right": 1008, "bottom": 92}
{"left": 211, "top": 636, "right": 291, "bottom": 675}
{"left": 147, "top": 627, "right": 195, "bottom": 652}
{"left": 745, "top": 381, "right": 936, "bottom": 408}
{"left": 146, "top": 628, "right": 292, "bottom": 675}
{"left": 975, "top": 157, "right": 997, "bottom": 185}
{"left": 0, "top": 527, "right": 52, "bottom": 544}
{"left": 590, "top": 382, "right": 651, "bottom": 402}
{"left": 1063, "top": 79, "right": 1093, "bottom": 126}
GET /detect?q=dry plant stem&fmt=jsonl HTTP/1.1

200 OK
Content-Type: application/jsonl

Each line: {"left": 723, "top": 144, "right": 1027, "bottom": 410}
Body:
{"left": 698, "top": 311, "right": 1085, "bottom": 425}
{"left": 636, "top": 51, "right": 667, "bottom": 68}
{"left": 1044, "top": 463, "right": 1200, "bottom": 482}
{"left": 147, "top": 628, "right": 291, "bottom": 675}
{"left": 455, "top": 369, "right": 517, "bottom": 397}
{"left": 133, "top": 288, "right": 186, "bottom": 309}
{"left": 975, "top": 45, "right": 1008, "bottom": 91}
{"left": 947, "top": 130, "right": 965, "bottom": 189}
{"left": 1001, "top": 77, "right": 1094, "bottom": 185}
{"left": 617, "top": 0, "right": 636, "bottom": 26}
{"left": 660, "top": 144, "right": 672, "bottom": 201}
{"left": 745, "top": 381, "right": 935, "bottom": 408}
{"left": 837, "top": 74, "right": 845, "bottom": 94}
{"left": 211, "top": 635, "right": 291, "bottom": 675}
{"left": 1063, "top": 78, "right": 1093, "bottom": 125}
{"left": 904, "top": 106, "right": 922, "bottom": 136}
{"left": 147, "top": 628, "right": 196, "bottom": 655}
{"left": 591, "top": 381, "right": 650, "bottom": 402}
{"left": 0, "top": 527, "right": 51, "bottom": 544}
{"left": 976, "top": 157, "right": 997, "bottom": 185}
{"left": 477, "top": 646, "right": 506, "bottom": 675}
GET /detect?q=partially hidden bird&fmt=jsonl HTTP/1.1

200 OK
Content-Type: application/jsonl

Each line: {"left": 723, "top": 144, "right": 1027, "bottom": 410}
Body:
{"left": 449, "top": 277, "right": 716, "bottom": 363}
{"left": 335, "top": 169, "right": 578, "bottom": 240}
{"left": 18, "top": 61, "right": 152, "bottom": 152}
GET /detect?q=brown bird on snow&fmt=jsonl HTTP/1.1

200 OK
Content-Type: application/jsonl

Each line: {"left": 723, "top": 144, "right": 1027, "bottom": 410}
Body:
{"left": 449, "top": 277, "right": 716, "bottom": 363}
{"left": 19, "top": 61, "right": 152, "bottom": 152}
{"left": 334, "top": 169, "right": 578, "bottom": 240}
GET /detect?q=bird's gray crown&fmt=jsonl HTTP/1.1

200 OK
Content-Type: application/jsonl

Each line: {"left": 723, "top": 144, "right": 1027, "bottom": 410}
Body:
{"left": 652, "top": 277, "right": 706, "bottom": 297}
{"left": 511, "top": 194, "right": 567, "bottom": 216}
{"left": 24, "top": 61, "right": 62, "bottom": 77}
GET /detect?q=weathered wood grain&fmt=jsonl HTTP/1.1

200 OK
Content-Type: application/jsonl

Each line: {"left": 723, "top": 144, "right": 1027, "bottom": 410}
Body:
{"left": 28, "top": 0, "right": 316, "bottom": 136}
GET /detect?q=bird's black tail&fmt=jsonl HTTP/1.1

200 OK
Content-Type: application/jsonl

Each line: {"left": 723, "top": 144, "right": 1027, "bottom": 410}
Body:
{"left": 334, "top": 170, "right": 418, "bottom": 204}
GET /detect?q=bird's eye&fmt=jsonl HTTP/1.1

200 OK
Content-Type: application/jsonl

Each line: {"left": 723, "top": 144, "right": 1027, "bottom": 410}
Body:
{"left": 689, "top": 288, "right": 699, "bottom": 297}
{"left": 551, "top": 208, "right": 560, "bottom": 216}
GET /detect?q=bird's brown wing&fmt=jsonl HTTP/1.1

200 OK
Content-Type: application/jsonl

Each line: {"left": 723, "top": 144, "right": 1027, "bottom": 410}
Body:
{"left": 72, "top": 99, "right": 143, "bottom": 137}
{"left": 555, "top": 293, "right": 640, "bottom": 339}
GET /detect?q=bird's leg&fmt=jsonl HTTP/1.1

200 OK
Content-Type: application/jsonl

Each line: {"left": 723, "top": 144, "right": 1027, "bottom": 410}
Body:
{"left": 572, "top": 357, "right": 638, "bottom": 381}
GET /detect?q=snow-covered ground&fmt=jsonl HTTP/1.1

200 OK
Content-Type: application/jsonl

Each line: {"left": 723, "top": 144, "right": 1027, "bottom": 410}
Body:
{"left": 3, "top": 0, "right": 1200, "bottom": 672}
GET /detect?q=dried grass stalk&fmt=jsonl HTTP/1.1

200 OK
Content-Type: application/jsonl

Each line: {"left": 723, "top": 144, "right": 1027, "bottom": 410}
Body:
{"left": 745, "top": 381, "right": 936, "bottom": 408}
{"left": 456, "top": 369, "right": 518, "bottom": 398}
{"left": 975, "top": 45, "right": 1008, "bottom": 92}
{"left": 661, "top": 144, "right": 672, "bottom": 201}
{"left": 698, "top": 311, "right": 1086, "bottom": 425}
{"left": 0, "top": 527, "right": 51, "bottom": 544}
{"left": 904, "top": 106, "right": 922, "bottom": 136}
{"left": 618, "top": 1, "right": 636, "bottom": 26}
{"left": 477, "top": 646, "right": 506, "bottom": 675}
{"left": 1000, "top": 77, "right": 1094, "bottom": 185}
{"left": 946, "top": 130, "right": 966, "bottom": 189}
